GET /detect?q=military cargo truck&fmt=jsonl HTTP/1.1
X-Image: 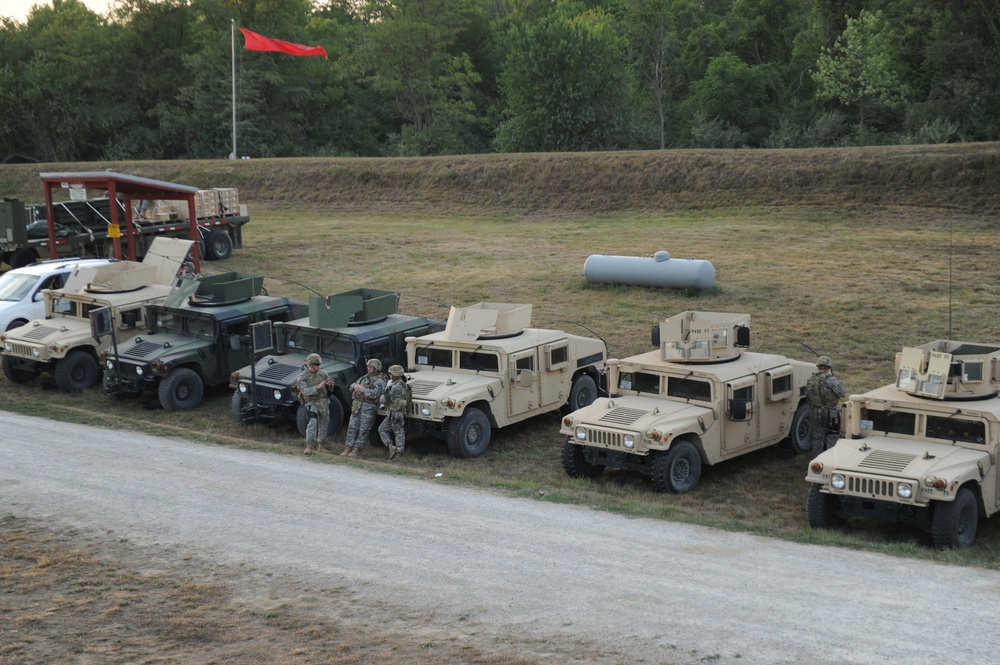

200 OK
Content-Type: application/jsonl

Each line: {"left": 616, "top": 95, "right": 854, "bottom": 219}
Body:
{"left": 806, "top": 339, "right": 1000, "bottom": 548}
{"left": 560, "top": 311, "right": 815, "bottom": 493}
{"left": 102, "top": 273, "right": 306, "bottom": 411}
{"left": 230, "top": 288, "right": 441, "bottom": 437}
{"left": 403, "top": 302, "right": 607, "bottom": 458}
{"left": 0, "top": 238, "right": 192, "bottom": 391}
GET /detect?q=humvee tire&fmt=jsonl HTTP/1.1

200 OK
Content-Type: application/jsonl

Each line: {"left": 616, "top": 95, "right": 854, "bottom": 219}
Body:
{"left": 561, "top": 440, "right": 605, "bottom": 478}
{"left": 231, "top": 390, "right": 257, "bottom": 425}
{"left": 447, "top": 408, "right": 491, "bottom": 458}
{"left": 567, "top": 374, "right": 598, "bottom": 413}
{"left": 159, "top": 367, "right": 204, "bottom": 411}
{"left": 296, "top": 397, "right": 345, "bottom": 438}
{"left": 931, "top": 487, "right": 978, "bottom": 549}
{"left": 651, "top": 439, "right": 702, "bottom": 494}
{"left": 2, "top": 355, "right": 35, "bottom": 383}
{"left": 790, "top": 402, "right": 813, "bottom": 454}
{"left": 806, "top": 484, "right": 846, "bottom": 528}
{"left": 54, "top": 350, "right": 99, "bottom": 392}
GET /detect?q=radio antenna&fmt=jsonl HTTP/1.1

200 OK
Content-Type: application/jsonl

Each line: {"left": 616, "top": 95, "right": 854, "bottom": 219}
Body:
{"left": 949, "top": 218, "right": 953, "bottom": 339}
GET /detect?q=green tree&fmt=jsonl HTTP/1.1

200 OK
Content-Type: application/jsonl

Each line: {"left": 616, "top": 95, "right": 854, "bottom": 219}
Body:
{"left": 495, "top": 6, "right": 636, "bottom": 152}
{"left": 813, "top": 9, "right": 910, "bottom": 127}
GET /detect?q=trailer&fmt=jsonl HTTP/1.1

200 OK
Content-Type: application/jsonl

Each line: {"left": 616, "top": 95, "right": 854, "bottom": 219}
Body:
{"left": 1, "top": 172, "right": 250, "bottom": 272}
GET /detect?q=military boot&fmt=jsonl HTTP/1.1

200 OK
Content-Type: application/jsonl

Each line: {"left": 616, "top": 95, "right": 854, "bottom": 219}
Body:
{"left": 387, "top": 445, "right": 397, "bottom": 460}
{"left": 339, "top": 446, "right": 351, "bottom": 456}
{"left": 303, "top": 443, "right": 315, "bottom": 455}
{"left": 346, "top": 447, "right": 359, "bottom": 457}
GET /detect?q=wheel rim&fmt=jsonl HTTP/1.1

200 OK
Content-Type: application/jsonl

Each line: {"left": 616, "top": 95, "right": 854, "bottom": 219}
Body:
{"left": 71, "top": 363, "right": 87, "bottom": 382}
{"left": 671, "top": 457, "right": 690, "bottom": 484}
{"left": 575, "top": 388, "right": 591, "bottom": 409}
{"left": 176, "top": 383, "right": 191, "bottom": 401}
{"left": 957, "top": 502, "right": 973, "bottom": 538}
{"left": 467, "top": 423, "right": 481, "bottom": 445}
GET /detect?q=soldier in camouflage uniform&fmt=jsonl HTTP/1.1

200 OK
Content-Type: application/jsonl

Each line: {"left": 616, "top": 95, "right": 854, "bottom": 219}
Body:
{"left": 296, "top": 353, "right": 334, "bottom": 454}
{"left": 806, "top": 355, "right": 846, "bottom": 453}
{"left": 342, "top": 358, "right": 386, "bottom": 457}
{"left": 379, "top": 364, "right": 409, "bottom": 460}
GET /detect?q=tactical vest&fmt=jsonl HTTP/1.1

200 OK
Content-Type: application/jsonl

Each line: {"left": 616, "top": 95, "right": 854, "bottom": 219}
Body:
{"left": 806, "top": 371, "right": 839, "bottom": 407}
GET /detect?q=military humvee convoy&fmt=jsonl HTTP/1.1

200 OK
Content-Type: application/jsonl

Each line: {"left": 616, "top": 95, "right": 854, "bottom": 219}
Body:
{"left": 402, "top": 302, "right": 608, "bottom": 457}
{"left": 102, "top": 272, "right": 306, "bottom": 411}
{"left": 560, "top": 311, "right": 815, "bottom": 493}
{"left": 230, "top": 288, "right": 440, "bottom": 436}
{"left": 806, "top": 339, "right": 1000, "bottom": 548}
{"left": 0, "top": 238, "right": 193, "bottom": 391}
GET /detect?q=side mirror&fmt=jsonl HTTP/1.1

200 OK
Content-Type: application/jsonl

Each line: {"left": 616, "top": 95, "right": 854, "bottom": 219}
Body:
{"left": 229, "top": 334, "right": 241, "bottom": 350}
{"left": 728, "top": 398, "right": 751, "bottom": 422}
{"left": 517, "top": 369, "right": 534, "bottom": 388}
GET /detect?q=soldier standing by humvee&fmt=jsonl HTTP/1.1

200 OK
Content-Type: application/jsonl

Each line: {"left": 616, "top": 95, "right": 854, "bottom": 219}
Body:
{"left": 296, "top": 353, "right": 335, "bottom": 454}
{"left": 379, "top": 364, "right": 410, "bottom": 460}
{"left": 806, "top": 355, "right": 846, "bottom": 453}
{"left": 342, "top": 358, "right": 386, "bottom": 457}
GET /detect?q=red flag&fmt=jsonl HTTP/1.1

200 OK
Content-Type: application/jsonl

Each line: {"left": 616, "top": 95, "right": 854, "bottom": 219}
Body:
{"left": 239, "top": 27, "right": 328, "bottom": 60}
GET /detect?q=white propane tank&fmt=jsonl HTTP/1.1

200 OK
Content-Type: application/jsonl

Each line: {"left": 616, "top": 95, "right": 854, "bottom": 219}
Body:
{"left": 583, "top": 251, "right": 716, "bottom": 289}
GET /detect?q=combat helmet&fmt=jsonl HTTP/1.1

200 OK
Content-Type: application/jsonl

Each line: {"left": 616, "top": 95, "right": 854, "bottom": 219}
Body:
{"left": 367, "top": 358, "right": 383, "bottom": 371}
{"left": 306, "top": 353, "right": 322, "bottom": 366}
{"left": 816, "top": 355, "right": 831, "bottom": 368}
{"left": 388, "top": 364, "right": 404, "bottom": 377}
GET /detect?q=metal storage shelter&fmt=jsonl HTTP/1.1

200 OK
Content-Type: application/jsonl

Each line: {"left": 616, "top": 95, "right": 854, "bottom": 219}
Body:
{"left": 38, "top": 171, "right": 203, "bottom": 272}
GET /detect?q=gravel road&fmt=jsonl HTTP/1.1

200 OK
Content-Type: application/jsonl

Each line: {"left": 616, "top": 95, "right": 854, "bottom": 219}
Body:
{"left": 2, "top": 411, "right": 999, "bottom": 664}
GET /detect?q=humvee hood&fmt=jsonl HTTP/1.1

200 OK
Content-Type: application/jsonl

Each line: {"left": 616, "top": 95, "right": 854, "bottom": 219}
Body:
{"left": 237, "top": 354, "right": 354, "bottom": 385}
{"left": 119, "top": 334, "right": 208, "bottom": 361}
{"left": 827, "top": 436, "right": 991, "bottom": 479}
{"left": 572, "top": 395, "right": 715, "bottom": 432}
{"left": 408, "top": 370, "right": 502, "bottom": 402}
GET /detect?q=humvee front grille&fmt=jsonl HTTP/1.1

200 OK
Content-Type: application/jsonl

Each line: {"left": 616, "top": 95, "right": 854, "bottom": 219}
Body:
{"left": 845, "top": 475, "right": 898, "bottom": 499}
{"left": 259, "top": 363, "right": 300, "bottom": 381}
{"left": 6, "top": 343, "right": 37, "bottom": 357}
{"left": 585, "top": 428, "right": 626, "bottom": 447}
{"left": 598, "top": 407, "right": 647, "bottom": 426}
{"left": 858, "top": 450, "right": 917, "bottom": 472}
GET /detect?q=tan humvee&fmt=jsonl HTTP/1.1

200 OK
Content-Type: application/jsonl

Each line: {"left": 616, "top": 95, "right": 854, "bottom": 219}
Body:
{"left": 560, "top": 311, "right": 815, "bottom": 493}
{"left": 0, "top": 238, "right": 192, "bottom": 391}
{"left": 403, "top": 302, "right": 607, "bottom": 458}
{"left": 806, "top": 339, "right": 1000, "bottom": 548}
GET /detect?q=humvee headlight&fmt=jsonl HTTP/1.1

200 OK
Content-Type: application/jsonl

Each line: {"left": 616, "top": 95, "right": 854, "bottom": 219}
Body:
{"left": 272, "top": 389, "right": 282, "bottom": 400}
{"left": 32, "top": 348, "right": 40, "bottom": 357}
{"left": 897, "top": 483, "right": 913, "bottom": 499}
{"left": 575, "top": 427, "right": 587, "bottom": 441}
{"left": 623, "top": 434, "right": 635, "bottom": 448}
{"left": 420, "top": 404, "right": 431, "bottom": 417}
{"left": 105, "top": 360, "right": 114, "bottom": 370}
{"left": 3, "top": 342, "right": 10, "bottom": 352}
{"left": 135, "top": 366, "right": 144, "bottom": 376}
{"left": 831, "top": 474, "right": 846, "bottom": 490}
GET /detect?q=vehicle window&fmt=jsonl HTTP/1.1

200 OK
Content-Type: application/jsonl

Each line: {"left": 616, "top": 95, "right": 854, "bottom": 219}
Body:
{"left": 516, "top": 356, "right": 534, "bottom": 371}
{"left": 460, "top": 350, "right": 499, "bottom": 372}
{"left": 771, "top": 374, "right": 792, "bottom": 396}
{"left": 52, "top": 297, "right": 78, "bottom": 316}
{"left": 156, "top": 312, "right": 184, "bottom": 333}
{"left": 364, "top": 338, "right": 391, "bottom": 367}
{"left": 320, "top": 335, "right": 354, "bottom": 360}
{"left": 733, "top": 385, "right": 753, "bottom": 401}
{"left": 0, "top": 273, "right": 37, "bottom": 301}
{"left": 550, "top": 345, "right": 569, "bottom": 366}
{"left": 926, "top": 415, "right": 985, "bottom": 444}
{"left": 667, "top": 376, "right": 711, "bottom": 401}
{"left": 416, "top": 346, "right": 452, "bottom": 368}
{"left": 285, "top": 329, "right": 318, "bottom": 352}
{"left": 619, "top": 371, "right": 660, "bottom": 394}
{"left": 40, "top": 274, "right": 64, "bottom": 290}
{"left": 861, "top": 409, "right": 916, "bottom": 435}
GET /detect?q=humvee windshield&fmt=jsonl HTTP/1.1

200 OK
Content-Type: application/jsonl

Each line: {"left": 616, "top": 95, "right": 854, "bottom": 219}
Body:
{"left": 284, "top": 327, "right": 354, "bottom": 360}
{"left": 50, "top": 297, "right": 99, "bottom": 320}
{"left": 666, "top": 375, "right": 712, "bottom": 402}
{"left": 155, "top": 311, "right": 213, "bottom": 337}
{"left": 620, "top": 371, "right": 660, "bottom": 394}
{"left": 460, "top": 350, "right": 499, "bottom": 373}
{"left": 416, "top": 346, "right": 453, "bottom": 368}
{"left": 926, "top": 415, "right": 986, "bottom": 444}
{"left": 862, "top": 408, "right": 916, "bottom": 435}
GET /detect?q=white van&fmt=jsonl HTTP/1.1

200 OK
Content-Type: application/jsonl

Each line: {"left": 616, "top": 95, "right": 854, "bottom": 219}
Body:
{"left": 0, "top": 258, "right": 112, "bottom": 331}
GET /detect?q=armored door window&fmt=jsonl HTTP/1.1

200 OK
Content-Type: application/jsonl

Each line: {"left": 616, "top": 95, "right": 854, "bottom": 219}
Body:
{"left": 767, "top": 369, "right": 794, "bottom": 402}
{"left": 514, "top": 354, "right": 534, "bottom": 383}
{"left": 363, "top": 337, "right": 391, "bottom": 367}
{"left": 546, "top": 344, "right": 569, "bottom": 370}
{"left": 120, "top": 308, "right": 140, "bottom": 329}
{"left": 728, "top": 384, "right": 754, "bottom": 420}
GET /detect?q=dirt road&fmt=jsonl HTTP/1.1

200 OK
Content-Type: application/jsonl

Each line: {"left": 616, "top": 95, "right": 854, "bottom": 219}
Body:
{"left": 3, "top": 412, "right": 999, "bottom": 664}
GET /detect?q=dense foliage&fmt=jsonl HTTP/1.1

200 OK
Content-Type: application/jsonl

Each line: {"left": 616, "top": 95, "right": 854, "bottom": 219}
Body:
{"left": 1, "top": 0, "right": 998, "bottom": 161}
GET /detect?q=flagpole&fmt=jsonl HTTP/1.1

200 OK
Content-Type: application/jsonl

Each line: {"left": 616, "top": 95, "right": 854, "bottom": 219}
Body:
{"left": 230, "top": 19, "right": 237, "bottom": 160}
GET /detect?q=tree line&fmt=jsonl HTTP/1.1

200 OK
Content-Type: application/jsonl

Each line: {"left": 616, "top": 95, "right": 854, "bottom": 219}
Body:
{"left": 1, "top": 0, "right": 998, "bottom": 163}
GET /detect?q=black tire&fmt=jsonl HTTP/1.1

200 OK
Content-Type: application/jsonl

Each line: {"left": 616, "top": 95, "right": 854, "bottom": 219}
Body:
{"left": 231, "top": 390, "right": 256, "bottom": 425}
{"left": 561, "top": 440, "right": 605, "bottom": 478}
{"left": 806, "top": 484, "right": 846, "bottom": 528}
{"left": 103, "top": 371, "right": 141, "bottom": 399}
{"left": 2, "top": 355, "right": 36, "bottom": 384}
{"left": 158, "top": 367, "right": 204, "bottom": 411}
{"left": 295, "top": 397, "right": 346, "bottom": 437}
{"left": 54, "top": 350, "right": 99, "bottom": 392}
{"left": 567, "top": 374, "right": 598, "bottom": 412}
{"left": 10, "top": 248, "right": 37, "bottom": 269}
{"left": 650, "top": 439, "right": 702, "bottom": 494}
{"left": 5, "top": 318, "right": 29, "bottom": 332}
{"left": 447, "top": 408, "right": 492, "bottom": 458}
{"left": 205, "top": 229, "right": 233, "bottom": 261}
{"left": 931, "top": 486, "right": 979, "bottom": 549}
{"left": 789, "top": 402, "right": 813, "bottom": 455}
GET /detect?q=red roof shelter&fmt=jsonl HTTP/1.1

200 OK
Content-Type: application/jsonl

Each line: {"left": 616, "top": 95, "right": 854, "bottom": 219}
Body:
{"left": 38, "top": 171, "right": 203, "bottom": 272}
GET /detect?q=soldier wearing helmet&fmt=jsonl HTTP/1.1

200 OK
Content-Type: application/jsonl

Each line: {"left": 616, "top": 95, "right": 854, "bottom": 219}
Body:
{"left": 342, "top": 357, "right": 387, "bottom": 457}
{"left": 806, "top": 355, "right": 846, "bottom": 453}
{"left": 379, "top": 364, "right": 410, "bottom": 460}
{"left": 295, "top": 353, "right": 335, "bottom": 454}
